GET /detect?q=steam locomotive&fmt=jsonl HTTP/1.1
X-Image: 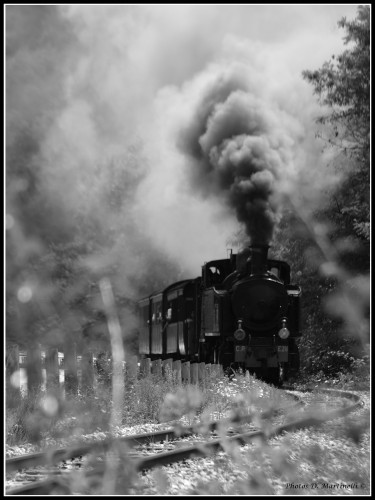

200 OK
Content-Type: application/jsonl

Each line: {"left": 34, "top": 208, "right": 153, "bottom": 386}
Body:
{"left": 138, "top": 245, "right": 301, "bottom": 385}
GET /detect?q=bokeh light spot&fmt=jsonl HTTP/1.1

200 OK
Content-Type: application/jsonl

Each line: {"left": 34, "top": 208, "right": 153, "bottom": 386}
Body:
{"left": 41, "top": 395, "right": 59, "bottom": 417}
{"left": 17, "top": 286, "right": 33, "bottom": 303}
{"left": 6, "top": 214, "right": 15, "bottom": 230}
{"left": 10, "top": 370, "right": 21, "bottom": 388}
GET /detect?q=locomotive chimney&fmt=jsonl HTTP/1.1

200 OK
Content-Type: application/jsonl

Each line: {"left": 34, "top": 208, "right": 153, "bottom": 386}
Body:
{"left": 249, "top": 245, "right": 269, "bottom": 275}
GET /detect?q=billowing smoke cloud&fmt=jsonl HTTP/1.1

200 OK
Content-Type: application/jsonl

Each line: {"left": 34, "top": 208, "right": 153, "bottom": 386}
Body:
{"left": 175, "top": 67, "right": 303, "bottom": 244}
{"left": 144, "top": 54, "right": 332, "bottom": 255}
{"left": 7, "top": 4, "right": 357, "bottom": 285}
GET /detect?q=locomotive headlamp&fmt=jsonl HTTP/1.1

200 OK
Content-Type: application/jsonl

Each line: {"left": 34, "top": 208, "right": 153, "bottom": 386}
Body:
{"left": 234, "top": 320, "right": 246, "bottom": 341}
{"left": 278, "top": 318, "right": 290, "bottom": 339}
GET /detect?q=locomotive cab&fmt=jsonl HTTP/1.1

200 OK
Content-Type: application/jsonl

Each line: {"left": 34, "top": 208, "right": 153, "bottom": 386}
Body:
{"left": 202, "top": 258, "right": 234, "bottom": 288}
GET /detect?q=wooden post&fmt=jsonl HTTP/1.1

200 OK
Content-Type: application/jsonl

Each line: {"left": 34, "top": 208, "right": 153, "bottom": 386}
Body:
{"left": 45, "top": 347, "right": 59, "bottom": 391}
{"left": 80, "top": 350, "right": 94, "bottom": 394}
{"left": 95, "top": 351, "right": 111, "bottom": 386}
{"left": 63, "top": 342, "right": 78, "bottom": 396}
{"left": 205, "top": 363, "right": 212, "bottom": 383}
{"left": 190, "top": 363, "right": 198, "bottom": 385}
{"left": 215, "top": 364, "right": 224, "bottom": 378}
{"left": 6, "top": 344, "right": 20, "bottom": 395}
{"left": 163, "top": 358, "right": 173, "bottom": 379}
{"left": 172, "top": 360, "right": 181, "bottom": 384}
{"left": 26, "top": 344, "right": 43, "bottom": 395}
{"left": 152, "top": 359, "right": 162, "bottom": 377}
{"left": 182, "top": 361, "right": 190, "bottom": 384}
{"left": 198, "top": 362, "right": 206, "bottom": 384}
{"left": 140, "top": 358, "right": 151, "bottom": 378}
{"left": 127, "top": 355, "right": 138, "bottom": 380}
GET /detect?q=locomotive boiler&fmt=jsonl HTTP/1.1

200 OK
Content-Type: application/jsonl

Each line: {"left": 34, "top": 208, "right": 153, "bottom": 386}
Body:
{"left": 138, "top": 245, "right": 301, "bottom": 385}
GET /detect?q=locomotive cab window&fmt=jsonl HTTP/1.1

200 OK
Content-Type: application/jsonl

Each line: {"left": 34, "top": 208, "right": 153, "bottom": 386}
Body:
{"left": 209, "top": 266, "right": 221, "bottom": 275}
{"left": 269, "top": 267, "right": 280, "bottom": 278}
{"left": 207, "top": 266, "right": 221, "bottom": 286}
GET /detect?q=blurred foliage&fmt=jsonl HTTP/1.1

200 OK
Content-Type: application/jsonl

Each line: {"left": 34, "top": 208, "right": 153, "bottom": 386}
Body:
{"left": 7, "top": 389, "right": 66, "bottom": 445}
{"left": 6, "top": 371, "right": 369, "bottom": 494}
{"left": 270, "top": 6, "right": 370, "bottom": 378}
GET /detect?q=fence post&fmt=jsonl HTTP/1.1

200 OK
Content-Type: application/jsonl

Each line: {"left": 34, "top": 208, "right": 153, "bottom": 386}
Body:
{"left": 198, "top": 362, "right": 205, "bottom": 384}
{"left": 6, "top": 343, "right": 20, "bottom": 396}
{"left": 151, "top": 359, "right": 162, "bottom": 377}
{"left": 190, "top": 363, "right": 198, "bottom": 385}
{"left": 80, "top": 350, "right": 94, "bottom": 394}
{"left": 163, "top": 358, "right": 173, "bottom": 379}
{"left": 215, "top": 364, "right": 224, "bottom": 378}
{"left": 95, "top": 351, "right": 111, "bottom": 386}
{"left": 27, "top": 344, "right": 43, "bottom": 395}
{"left": 64, "top": 342, "right": 78, "bottom": 396}
{"left": 182, "top": 361, "right": 190, "bottom": 384}
{"left": 45, "top": 347, "right": 59, "bottom": 392}
{"left": 172, "top": 360, "right": 181, "bottom": 384}
{"left": 127, "top": 355, "right": 138, "bottom": 380}
{"left": 205, "top": 363, "right": 212, "bottom": 384}
{"left": 140, "top": 358, "right": 151, "bottom": 378}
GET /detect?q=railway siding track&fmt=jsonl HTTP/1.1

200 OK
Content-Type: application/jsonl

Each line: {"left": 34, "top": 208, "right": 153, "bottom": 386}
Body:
{"left": 6, "top": 389, "right": 301, "bottom": 475}
{"left": 6, "top": 388, "right": 362, "bottom": 496}
{"left": 133, "top": 387, "right": 363, "bottom": 471}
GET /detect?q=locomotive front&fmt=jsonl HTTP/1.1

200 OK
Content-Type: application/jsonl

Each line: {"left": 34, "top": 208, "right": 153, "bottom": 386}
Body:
{"left": 225, "top": 245, "right": 301, "bottom": 384}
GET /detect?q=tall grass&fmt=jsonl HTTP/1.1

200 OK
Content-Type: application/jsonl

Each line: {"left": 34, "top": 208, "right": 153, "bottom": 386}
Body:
{"left": 6, "top": 369, "right": 370, "bottom": 495}
{"left": 6, "top": 368, "right": 271, "bottom": 446}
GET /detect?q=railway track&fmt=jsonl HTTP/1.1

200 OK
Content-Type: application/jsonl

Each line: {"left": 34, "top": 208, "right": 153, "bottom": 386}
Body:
{"left": 5, "top": 387, "right": 363, "bottom": 495}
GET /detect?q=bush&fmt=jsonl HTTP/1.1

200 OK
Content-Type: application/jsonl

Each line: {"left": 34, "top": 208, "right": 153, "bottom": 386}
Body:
{"left": 123, "top": 370, "right": 180, "bottom": 424}
{"left": 6, "top": 389, "right": 64, "bottom": 445}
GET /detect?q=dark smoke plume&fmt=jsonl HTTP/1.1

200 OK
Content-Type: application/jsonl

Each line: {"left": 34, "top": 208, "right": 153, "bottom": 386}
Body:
{"left": 177, "top": 66, "right": 300, "bottom": 245}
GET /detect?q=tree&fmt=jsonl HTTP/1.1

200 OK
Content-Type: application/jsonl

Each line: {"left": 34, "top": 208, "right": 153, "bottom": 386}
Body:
{"left": 290, "top": 6, "right": 371, "bottom": 375}
{"left": 302, "top": 5, "right": 370, "bottom": 164}
{"left": 302, "top": 5, "right": 370, "bottom": 253}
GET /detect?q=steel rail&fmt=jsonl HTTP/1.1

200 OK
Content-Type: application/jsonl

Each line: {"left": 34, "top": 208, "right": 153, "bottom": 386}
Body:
{"left": 6, "top": 389, "right": 361, "bottom": 496}
{"left": 6, "top": 392, "right": 302, "bottom": 475}
{"left": 134, "top": 388, "right": 362, "bottom": 471}
{"left": 5, "top": 428, "right": 193, "bottom": 474}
